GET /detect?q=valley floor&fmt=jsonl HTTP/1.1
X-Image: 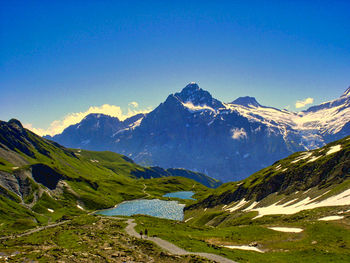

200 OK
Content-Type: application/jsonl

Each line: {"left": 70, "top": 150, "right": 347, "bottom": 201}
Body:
{"left": 1, "top": 208, "right": 350, "bottom": 263}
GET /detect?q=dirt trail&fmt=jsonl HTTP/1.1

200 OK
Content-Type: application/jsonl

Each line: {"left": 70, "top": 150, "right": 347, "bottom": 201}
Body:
{"left": 0, "top": 220, "right": 69, "bottom": 241}
{"left": 123, "top": 218, "right": 238, "bottom": 263}
{"left": 142, "top": 183, "right": 151, "bottom": 198}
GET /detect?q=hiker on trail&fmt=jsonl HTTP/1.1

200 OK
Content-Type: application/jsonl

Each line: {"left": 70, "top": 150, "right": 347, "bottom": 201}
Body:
{"left": 145, "top": 228, "right": 148, "bottom": 238}
{"left": 140, "top": 230, "right": 143, "bottom": 239}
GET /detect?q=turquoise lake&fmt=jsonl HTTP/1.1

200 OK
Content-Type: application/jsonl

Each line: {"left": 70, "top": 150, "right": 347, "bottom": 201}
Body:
{"left": 96, "top": 199, "right": 185, "bottom": 220}
{"left": 163, "top": 191, "right": 195, "bottom": 200}
{"left": 97, "top": 191, "right": 195, "bottom": 220}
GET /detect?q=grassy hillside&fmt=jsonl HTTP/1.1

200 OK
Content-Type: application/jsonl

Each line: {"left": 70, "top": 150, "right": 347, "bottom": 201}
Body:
{"left": 0, "top": 119, "right": 213, "bottom": 235}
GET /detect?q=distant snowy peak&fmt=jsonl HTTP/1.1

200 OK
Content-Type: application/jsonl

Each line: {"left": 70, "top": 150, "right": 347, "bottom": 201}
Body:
{"left": 174, "top": 82, "right": 224, "bottom": 109}
{"left": 231, "top": 96, "right": 261, "bottom": 108}
{"left": 341, "top": 86, "right": 350, "bottom": 97}
{"left": 305, "top": 87, "right": 350, "bottom": 113}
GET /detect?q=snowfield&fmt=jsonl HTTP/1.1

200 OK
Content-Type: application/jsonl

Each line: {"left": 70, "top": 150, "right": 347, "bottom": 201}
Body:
{"left": 226, "top": 188, "right": 350, "bottom": 218}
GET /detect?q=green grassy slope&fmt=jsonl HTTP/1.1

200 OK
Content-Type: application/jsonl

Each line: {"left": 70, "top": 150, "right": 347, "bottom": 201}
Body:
{"left": 0, "top": 119, "right": 212, "bottom": 234}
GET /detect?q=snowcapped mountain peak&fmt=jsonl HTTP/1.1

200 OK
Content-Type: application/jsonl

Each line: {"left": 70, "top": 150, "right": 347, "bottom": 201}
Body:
{"left": 231, "top": 96, "right": 261, "bottom": 108}
{"left": 341, "top": 86, "right": 350, "bottom": 97}
{"left": 181, "top": 82, "right": 200, "bottom": 94}
{"left": 175, "top": 83, "right": 224, "bottom": 109}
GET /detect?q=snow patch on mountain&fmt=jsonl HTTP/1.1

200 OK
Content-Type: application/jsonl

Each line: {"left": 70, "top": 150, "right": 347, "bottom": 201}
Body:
{"left": 318, "top": 215, "right": 344, "bottom": 221}
{"left": 181, "top": 102, "right": 216, "bottom": 113}
{"left": 247, "top": 188, "right": 350, "bottom": 218}
{"left": 291, "top": 152, "right": 313, "bottom": 163}
{"left": 128, "top": 117, "right": 144, "bottom": 130}
{"left": 326, "top": 145, "right": 342, "bottom": 155}
{"left": 231, "top": 128, "right": 247, "bottom": 140}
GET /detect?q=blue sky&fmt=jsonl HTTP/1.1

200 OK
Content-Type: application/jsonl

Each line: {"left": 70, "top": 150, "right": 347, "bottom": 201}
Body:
{"left": 1, "top": 1, "right": 349, "bottom": 135}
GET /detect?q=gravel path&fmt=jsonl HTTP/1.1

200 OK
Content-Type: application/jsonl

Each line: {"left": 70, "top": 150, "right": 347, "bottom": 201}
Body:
{"left": 124, "top": 218, "right": 238, "bottom": 263}
{"left": 0, "top": 220, "right": 69, "bottom": 240}
{"left": 142, "top": 183, "right": 151, "bottom": 198}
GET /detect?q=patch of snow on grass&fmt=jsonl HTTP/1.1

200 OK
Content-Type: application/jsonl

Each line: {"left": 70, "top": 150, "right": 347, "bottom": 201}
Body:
{"left": 303, "top": 188, "right": 311, "bottom": 194}
{"left": 268, "top": 227, "right": 303, "bottom": 233}
{"left": 47, "top": 208, "right": 54, "bottom": 213}
{"left": 318, "top": 215, "right": 344, "bottom": 221}
{"left": 326, "top": 145, "right": 342, "bottom": 155}
{"left": 77, "top": 204, "right": 84, "bottom": 210}
{"left": 291, "top": 152, "right": 312, "bottom": 163}
{"left": 185, "top": 217, "right": 193, "bottom": 223}
{"left": 307, "top": 155, "right": 322, "bottom": 163}
{"left": 223, "top": 245, "right": 264, "bottom": 253}
{"left": 249, "top": 188, "right": 350, "bottom": 218}
{"left": 226, "top": 199, "right": 248, "bottom": 212}
{"left": 244, "top": 201, "right": 259, "bottom": 211}
{"left": 277, "top": 198, "right": 298, "bottom": 206}
{"left": 275, "top": 164, "right": 282, "bottom": 171}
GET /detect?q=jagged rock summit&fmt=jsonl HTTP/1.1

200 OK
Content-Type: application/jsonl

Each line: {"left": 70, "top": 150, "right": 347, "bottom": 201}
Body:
{"left": 8, "top": 118, "right": 23, "bottom": 129}
{"left": 341, "top": 86, "right": 350, "bottom": 97}
{"left": 173, "top": 82, "right": 224, "bottom": 109}
{"left": 231, "top": 96, "right": 261, "bottom": 108}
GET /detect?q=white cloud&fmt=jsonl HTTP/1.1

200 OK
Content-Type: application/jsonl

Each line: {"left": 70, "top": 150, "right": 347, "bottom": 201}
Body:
{"left": 295, "top": 97, "right": 314, "bottom": 109}
{"left": 24, "top": 103, "right": 151, "bottom": 137}
{"left": 128, "top": 101, "right": 139, "bottom": 108}
{"left": 231, "top": 128, "right": 247, "bottom": 140}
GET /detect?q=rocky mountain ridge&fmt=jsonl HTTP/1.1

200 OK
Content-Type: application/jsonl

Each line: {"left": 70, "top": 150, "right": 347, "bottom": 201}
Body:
{"left": 47, "top": 83, "right": 350, "bottom": 182}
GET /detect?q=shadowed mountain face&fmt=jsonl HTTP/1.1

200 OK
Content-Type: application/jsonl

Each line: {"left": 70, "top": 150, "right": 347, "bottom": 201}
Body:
{"left": 48, "top": 83, "right": 350, "bottom": 182}
{"left": 45, "top": 113, "right": 146, "bottom": 151}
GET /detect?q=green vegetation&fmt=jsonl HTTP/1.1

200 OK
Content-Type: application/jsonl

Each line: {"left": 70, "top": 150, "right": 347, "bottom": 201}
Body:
{"left": 134, "top": 209, "right": 350, "bottom": 263}
{"left": 0, "top": 119, "right": 214, "bottom": 235}
{"left": 0, "top": 214, "right": 211, "bottom": 262}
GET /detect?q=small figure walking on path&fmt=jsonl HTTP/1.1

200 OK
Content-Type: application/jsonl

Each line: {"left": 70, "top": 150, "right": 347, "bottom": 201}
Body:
{"left": 139, "top": 230, "right": 143, "bottom": 239}
{"left": 144, "top": 228, "right": 148, "bottom": 238}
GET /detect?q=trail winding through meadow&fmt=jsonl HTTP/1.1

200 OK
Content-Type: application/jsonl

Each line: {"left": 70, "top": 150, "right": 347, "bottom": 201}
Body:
{"left": 122, "top": 217, "right": 238, "bottom": 263}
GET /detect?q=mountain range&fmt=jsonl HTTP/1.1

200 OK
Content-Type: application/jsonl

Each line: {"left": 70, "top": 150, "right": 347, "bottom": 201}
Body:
{"left": 1, "top": 117, "right": 350, "bottom": 262}
{"left": 46, "top": 83, "right": 350, "bottom": 182}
